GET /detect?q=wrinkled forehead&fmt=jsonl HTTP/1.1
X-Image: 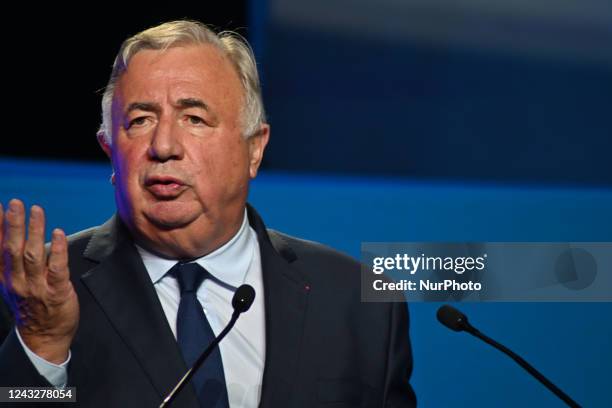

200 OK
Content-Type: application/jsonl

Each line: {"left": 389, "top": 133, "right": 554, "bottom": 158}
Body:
{"left": 111, "top": 44, "right": 244, "bottom": 113}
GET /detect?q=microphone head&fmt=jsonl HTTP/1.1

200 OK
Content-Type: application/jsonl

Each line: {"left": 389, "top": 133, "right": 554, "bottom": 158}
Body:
{"left": 437, "top": 305, "right": 469, "bottom": 332}
{"left": 232, "top": 284, "right": 256, "bottom": 314}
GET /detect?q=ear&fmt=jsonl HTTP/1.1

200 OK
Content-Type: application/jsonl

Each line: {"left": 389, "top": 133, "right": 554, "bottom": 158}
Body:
{"left": 97, "top": 131, "right": 112, "bottom": 159}
{"left": 247, "top": 124, "right": 270, "bottom": 179}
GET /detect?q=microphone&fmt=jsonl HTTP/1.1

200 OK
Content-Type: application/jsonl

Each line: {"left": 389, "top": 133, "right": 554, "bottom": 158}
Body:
{"left": 159, "top": 284, "right": 256, "bottom": 408}
{"left": 437, "top": 305, "right": 581, "bottom": 408}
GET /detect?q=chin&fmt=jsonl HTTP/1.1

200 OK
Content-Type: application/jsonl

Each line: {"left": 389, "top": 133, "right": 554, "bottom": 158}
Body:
{"left": 142, "top": 201, "right": 201, "bottom": 230}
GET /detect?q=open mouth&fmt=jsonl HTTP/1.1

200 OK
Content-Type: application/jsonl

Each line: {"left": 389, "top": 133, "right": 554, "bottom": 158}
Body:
{"left": 145, "top": 176, "right": 187, "bottom": 199}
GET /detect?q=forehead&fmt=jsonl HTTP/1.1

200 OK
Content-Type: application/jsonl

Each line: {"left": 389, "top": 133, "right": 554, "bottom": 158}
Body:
{"left": 114, "top": 44, "right": 243, "bottom": 107}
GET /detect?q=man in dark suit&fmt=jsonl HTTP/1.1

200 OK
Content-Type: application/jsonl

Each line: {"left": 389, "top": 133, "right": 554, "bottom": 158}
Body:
{"left": 0, "top": 20, "right": 416, "bottom": 407}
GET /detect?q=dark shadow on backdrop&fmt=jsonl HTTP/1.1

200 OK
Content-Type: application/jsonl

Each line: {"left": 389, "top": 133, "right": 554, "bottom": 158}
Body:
{"left": 3, "top": 5, "right": 246, "bottom": 162}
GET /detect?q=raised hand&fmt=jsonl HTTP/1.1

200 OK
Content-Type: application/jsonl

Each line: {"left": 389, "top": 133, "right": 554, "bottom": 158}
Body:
{"left": 0, "top": 199, "right": 79, "bottom": 364}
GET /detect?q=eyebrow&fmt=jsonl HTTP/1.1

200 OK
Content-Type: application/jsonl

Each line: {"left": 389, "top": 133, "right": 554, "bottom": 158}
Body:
{"left": 125, "top": 99, "right": 210, "bottom": 114}
{"left": 176, "top": 98, "right": 210, "bottom": 111}
{"left": 177, "top": 98, "right": 219, "bottom": 124}
{"left": 126, "top": 102, "right": 161, "bottom": 115}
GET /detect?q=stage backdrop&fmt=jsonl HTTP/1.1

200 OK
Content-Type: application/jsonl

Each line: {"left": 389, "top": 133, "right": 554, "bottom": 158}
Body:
{"left": 1, "top": 158, "right": 611, "bottom": 407}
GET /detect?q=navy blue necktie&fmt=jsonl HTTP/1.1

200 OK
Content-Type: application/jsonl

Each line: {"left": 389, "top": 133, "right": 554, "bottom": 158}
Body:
{"left": 170, "top": 262, "right": 229, "bottom": 408}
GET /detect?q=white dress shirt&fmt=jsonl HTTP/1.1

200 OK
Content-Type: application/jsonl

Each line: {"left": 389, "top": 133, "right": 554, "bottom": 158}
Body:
{"left": 18, "top": 210, "right": 266, "bottom": 408}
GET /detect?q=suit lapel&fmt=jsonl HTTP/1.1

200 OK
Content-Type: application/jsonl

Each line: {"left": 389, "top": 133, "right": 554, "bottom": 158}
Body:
{"left": 80, "top": 216, "right": 198, "bottom": 407}
{"left": 78, "top": 208, "right": 309, "bottom": 407}
{"left": 247, "top": 206, "right": 310, "bottom": 407}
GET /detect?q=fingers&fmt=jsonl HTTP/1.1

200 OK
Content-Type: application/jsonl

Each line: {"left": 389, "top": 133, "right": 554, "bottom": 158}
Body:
{"left": 47, "top": 229, "right": 69, "bottom": 287}
{"left": 1, "top": 202, "right": 76, "bottom": 347}
{"left": 24, "top": 205, "right": 46, "bottom": 282}
{"left": 1, "top": 200, "right": 70, "bottom": 292}
{"left": 3, "top": 199, "right": 26, "bottom": 286}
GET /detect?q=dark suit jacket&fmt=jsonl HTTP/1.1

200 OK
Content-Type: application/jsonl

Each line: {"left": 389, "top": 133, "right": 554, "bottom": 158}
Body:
{"left": 0, "top": 205, "right": 416, "bottom": 407}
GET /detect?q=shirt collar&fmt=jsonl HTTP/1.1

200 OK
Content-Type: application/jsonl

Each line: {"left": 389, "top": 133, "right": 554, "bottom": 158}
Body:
{"left": 137, "top": 209, "right": 255, "bottom": 289}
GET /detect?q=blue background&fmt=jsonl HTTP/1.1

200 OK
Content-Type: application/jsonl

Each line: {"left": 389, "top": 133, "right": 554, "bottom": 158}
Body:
{"left": 1, "top": 158, "right": 611, "bottom": 406}
{"left": 245, "top": 2, "right": 612, "bottom": 404}
{"left": 255, "top": 0, "right": 612, "bottom": 186}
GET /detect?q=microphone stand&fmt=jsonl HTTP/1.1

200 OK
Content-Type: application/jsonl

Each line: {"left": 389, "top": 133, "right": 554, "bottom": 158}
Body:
{"left": 464, "top": 324, "right": 580, "bottom": 408}
{"left": 159, "top": 311, "right": 240, "bottom": 408}
{"left": 438, "top": 305, "right": 581, "bottom": 408}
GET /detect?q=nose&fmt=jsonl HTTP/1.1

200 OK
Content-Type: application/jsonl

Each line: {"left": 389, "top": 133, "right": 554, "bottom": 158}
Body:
{"left": 148, "top": 116, "right": 184, "bottom": 162}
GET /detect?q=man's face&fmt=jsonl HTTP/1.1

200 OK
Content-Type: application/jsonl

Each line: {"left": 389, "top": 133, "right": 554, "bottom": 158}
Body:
{"left": 99, "top": 44, "right": 268, "bottom": 258}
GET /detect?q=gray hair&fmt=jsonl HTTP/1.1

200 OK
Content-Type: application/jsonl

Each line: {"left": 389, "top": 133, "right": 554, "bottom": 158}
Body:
{"left": 99, "top": 20, "right": 266, "bottom": 144}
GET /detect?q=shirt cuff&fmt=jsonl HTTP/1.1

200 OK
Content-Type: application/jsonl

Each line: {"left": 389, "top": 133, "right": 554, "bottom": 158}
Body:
{"left": 15, "top": 328, "right": 70, "bottom": 388}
